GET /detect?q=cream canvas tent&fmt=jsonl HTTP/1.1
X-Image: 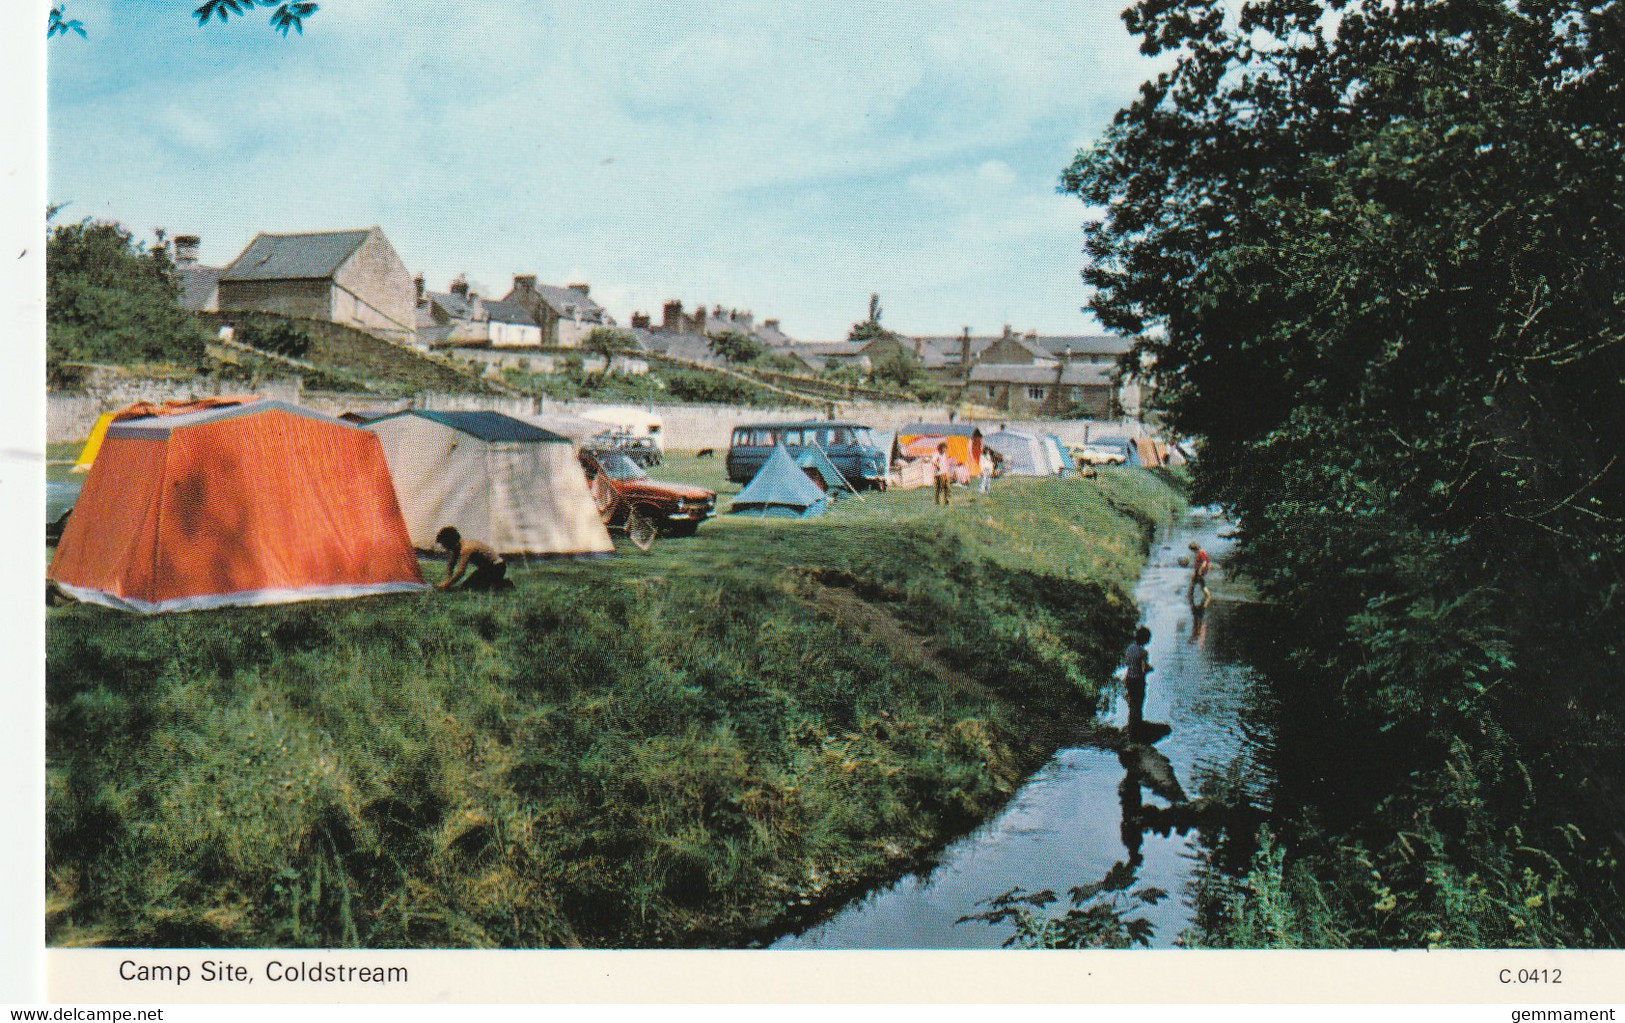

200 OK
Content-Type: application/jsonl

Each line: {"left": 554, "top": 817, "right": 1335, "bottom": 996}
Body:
{"left": 364, "top": 410, "right": 613, "bottom": 557}
{"left": 983, "top": 430, "right": 1050, "bottom": 476}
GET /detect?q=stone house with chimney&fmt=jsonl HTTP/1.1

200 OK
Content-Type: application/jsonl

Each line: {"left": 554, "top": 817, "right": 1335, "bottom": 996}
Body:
{"left": 216, "top": 227, "right": 417, "bottom": 342}
{"left": 422, "top": 277, "right": 544, "bottom": 349}
{"left": 968, "top": 361, "right": 1122, "bottom": 418}
{"left": 503, "top": 276, "right": 613, "bottom": 348}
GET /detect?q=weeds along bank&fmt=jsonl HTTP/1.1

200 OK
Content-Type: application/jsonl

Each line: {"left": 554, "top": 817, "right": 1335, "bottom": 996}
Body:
{"left": 45, "top": 464, "right": 1187, "bottom": 948}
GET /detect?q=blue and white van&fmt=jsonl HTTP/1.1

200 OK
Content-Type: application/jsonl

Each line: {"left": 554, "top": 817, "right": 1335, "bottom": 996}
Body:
{"left": 726, "top": 421, "right": 888, "bottom": 489}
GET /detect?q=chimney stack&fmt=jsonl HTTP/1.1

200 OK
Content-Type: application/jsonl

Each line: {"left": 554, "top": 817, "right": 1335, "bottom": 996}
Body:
{"left": 450, "top": 276, "right": 469, "bottom": 298}
{"left": 513, "top": 274, "right": 537, "bottom": 297}
{"left": 631, "top": 312, "right": 651, "bottom": 330}
{"left": 663, "top": 300, "right": 683, "bottom": 332}
{"left": 173, "top": 235, "right": 201, "bottom": 266}
{"left": 568, "top": 283, "right": 591, "bottom": 297}
{"left": 413, "top": 274, "right": 425, "bottom": 303}
{"left": 1002, "top": 324, "right": 1013, "bottom": 340}
{"left": 764, "top": 319, "right": 779, "bottom": 331}
{"left": 960, "top": 327, "right": 971, "bottom": 377}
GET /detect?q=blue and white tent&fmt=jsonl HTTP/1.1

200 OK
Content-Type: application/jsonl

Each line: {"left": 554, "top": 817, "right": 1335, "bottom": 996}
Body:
{"left": 729, "top": 443, "right": 829, "bottom": 518}
{"left": 795, "top": 443, "right": 856, "bottom": 496}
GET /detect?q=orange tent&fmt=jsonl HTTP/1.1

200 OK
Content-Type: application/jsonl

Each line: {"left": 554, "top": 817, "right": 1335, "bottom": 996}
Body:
{"left": 48, "top": 399, "right": 426, "bottom": 613}
{"left": 896, "top": 423, "right": 983, "bottom": 483}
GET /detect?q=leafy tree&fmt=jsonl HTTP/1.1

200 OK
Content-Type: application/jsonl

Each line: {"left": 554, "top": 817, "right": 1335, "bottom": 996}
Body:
{"left": 584, "top": 326, "right": 634, "bottom": 363}
{"left": 47, "top": 6, "right": 84, "bottom": 38}
{"left": 236, "top": 318, "right": 312, "bottom": 359}
{"left": 47, "top": 0, "right": 318, "bottom": 38}
{"left": 848, "top": 293, "right": 888, "bottom": 342}
{"left": 707, "top": 330, "right": 765, "bottom": 365}
{"left": 47, "top": 219, "right": 209, "bottom": 376}
{"left": 750, "top": 350, "right": 805, "bottom": 374}
{"left": 1068, "top": 0, "right": 1624, "bottom": 946}
{"left": 195, "top": 0, "right": 319, "bottom": 35}
{"left": 867, "top": 345, "right": 922, "bottom": 391}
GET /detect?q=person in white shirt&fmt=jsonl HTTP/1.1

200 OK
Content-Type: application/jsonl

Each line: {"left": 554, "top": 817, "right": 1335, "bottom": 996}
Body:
{"left": 933, "top": 442, "right": 954, "bottom": 506}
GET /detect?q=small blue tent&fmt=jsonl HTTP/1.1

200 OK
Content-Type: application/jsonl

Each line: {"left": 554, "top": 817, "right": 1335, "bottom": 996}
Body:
{"left": 795, "top": 443, "right": 856, "bottom": 496}
{"left": 730, "top": 443, "right": 830, "bottom": 518}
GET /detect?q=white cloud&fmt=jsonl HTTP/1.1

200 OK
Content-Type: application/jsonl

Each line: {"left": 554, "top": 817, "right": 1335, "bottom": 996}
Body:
{"left": 47, "top": 0, "right": 1159, "bottom": 337}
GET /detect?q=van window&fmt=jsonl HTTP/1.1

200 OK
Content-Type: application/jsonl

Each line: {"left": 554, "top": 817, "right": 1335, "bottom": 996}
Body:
{"left": 780, "top": 429, "right": 802, "bottom": 446}
{"left": 750, "top": 429, "right": 775, "bottom": 446}
{"left": 732, "top": 429, "right": 745, "bottom": 446}
{"left": 829, "top": 427, "right": 853, "bottom": 446}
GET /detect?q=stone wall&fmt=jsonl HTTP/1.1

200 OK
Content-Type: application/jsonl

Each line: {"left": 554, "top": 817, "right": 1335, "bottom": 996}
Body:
{"left": 49, "top": 382, "right": 1147, "bottom": 450}
{"left": 47, "top": 373, "right": 304, "bottom": 443}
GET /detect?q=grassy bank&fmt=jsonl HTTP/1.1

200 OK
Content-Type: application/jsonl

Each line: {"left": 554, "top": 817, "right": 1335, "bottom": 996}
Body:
{"left": 46, "top": 463, "right": 1186, "bottom": 948}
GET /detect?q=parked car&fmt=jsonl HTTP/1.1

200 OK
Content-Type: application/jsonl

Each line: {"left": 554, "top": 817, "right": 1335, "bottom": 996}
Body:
{"left": 578, "top": 449, "right": 715, "bottom": 537}
{"left": 1073, "top": 443, "right": 1127, "bottom": 466}
{"left": 726, "top": 421, "right": 887, "bottom": 489}
{"left": 588, "top": 431, "right": 663, "bottom": 468}
{"left": 46, "top": 479, "right": 80, "bottom": 543}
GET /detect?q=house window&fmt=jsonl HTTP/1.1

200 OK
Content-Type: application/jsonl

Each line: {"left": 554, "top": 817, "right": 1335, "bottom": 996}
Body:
{"left": 1027, "top": 386, "right": 1046, "bottom": 401}
{"left": 1070, "top": 387, "right": 1083, "bottom": 400}
{"left": 986, "top": 385, "right": 997, "bottom": 399}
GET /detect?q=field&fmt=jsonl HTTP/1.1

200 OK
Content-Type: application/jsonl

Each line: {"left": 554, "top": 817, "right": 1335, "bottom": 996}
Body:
{"left": 45, "top": 458, "right": 1187, "bottom": 948}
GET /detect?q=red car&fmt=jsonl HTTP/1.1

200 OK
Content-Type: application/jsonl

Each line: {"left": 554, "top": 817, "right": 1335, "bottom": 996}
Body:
{"left": 579, "top": 449, "right": 716, "bottom": 537}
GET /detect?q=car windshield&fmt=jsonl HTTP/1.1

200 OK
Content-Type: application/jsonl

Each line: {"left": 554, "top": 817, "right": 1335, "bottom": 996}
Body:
{"left": 599, "top": 452, "right": 647, "bottom": 481}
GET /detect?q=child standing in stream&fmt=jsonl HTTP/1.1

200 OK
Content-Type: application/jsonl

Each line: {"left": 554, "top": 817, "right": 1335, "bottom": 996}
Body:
{"left": 1123, "top": 625, "right": 1153, "bottom": 738}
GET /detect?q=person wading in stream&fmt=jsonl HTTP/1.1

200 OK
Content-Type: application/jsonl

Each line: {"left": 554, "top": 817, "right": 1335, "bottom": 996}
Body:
{"left": 1186, "top": 542, "right": 1212, "bottom": 605}
{"left": 1122, "top": 625, "right": 1153, "bottom": 738}
{"left": 435, "top": 526, "right": 509, "bottom": 592}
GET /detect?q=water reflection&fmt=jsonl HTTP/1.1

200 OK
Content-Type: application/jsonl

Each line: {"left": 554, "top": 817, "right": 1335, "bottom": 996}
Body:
{"left": 770, "top": 508, "right": 1278, "bottom": 949}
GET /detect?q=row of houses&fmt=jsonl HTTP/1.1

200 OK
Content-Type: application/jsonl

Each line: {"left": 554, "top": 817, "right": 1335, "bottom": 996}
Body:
{"left": 172, "top": 225, "right": 1139, "bottom": 418}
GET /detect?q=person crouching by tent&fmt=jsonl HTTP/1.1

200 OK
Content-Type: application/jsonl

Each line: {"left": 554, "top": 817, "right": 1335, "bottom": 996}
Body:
{"left": 933, "top": 442, "right": 955, "bottom": 507}
{"left": 435, "top": 526, "right": 509, "bottom": 592}
{"left": 978, "top": 447, "right": 997, "bottom": 495}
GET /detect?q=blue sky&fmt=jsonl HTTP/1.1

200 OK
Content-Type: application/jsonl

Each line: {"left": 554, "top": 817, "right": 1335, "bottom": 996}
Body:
{"left": 47, "top": 0, "right": 1162, "bottom": 339}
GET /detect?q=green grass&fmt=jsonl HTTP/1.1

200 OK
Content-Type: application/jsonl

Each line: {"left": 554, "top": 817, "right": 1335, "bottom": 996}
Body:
{"left": 45, "top": 465, "right": 1186, "bottom": 948}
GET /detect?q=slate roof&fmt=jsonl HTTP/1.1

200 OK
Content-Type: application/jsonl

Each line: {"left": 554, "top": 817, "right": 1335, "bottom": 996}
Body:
{"left": 976, "top": 335, "right": 1059, "bottom": 364}
{"left": 1029, "top": 334, "right": 1133, "bottom": 358}
{"left": 481, "top": 299, "right": 537, "bottom": 326}
{"left": 914, "top": 335, "right": 998, "bottom": 358}
{"left": 636, "top": 333, "right": 721, "bottom": 365}
{"left": 427, "top": 291, "right": 477, "bottom": 321}
{"left": 753, "top": 322, "right": 795, "bottom": 346}
{"left": 532, "top": 284, "right": 607, "bottom": 321}
{"left": 219, "top": 229, "right": 373, "bottom": 282}
{"left": 370, "top": 409, "right": 568, "bottom": 443}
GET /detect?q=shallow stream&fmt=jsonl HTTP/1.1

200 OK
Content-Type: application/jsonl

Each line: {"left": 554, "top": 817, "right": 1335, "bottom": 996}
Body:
{"left": 771, "top": 507, "right": 1277, "bottom": 949}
